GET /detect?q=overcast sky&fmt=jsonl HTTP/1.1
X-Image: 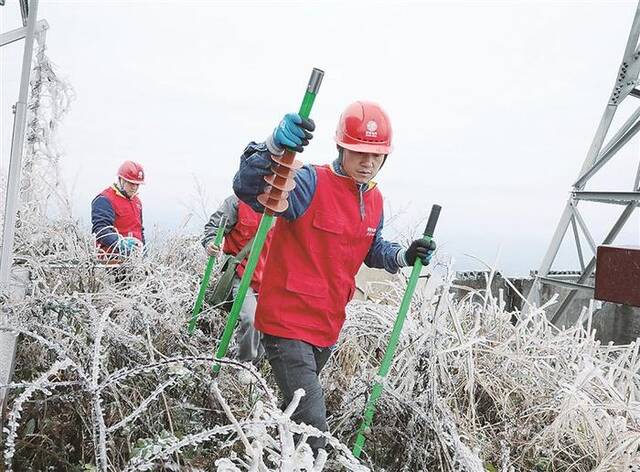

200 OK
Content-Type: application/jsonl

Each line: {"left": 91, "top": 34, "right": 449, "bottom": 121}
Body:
{"left": 2, "top": 0, "right": 640, "bottom": 276}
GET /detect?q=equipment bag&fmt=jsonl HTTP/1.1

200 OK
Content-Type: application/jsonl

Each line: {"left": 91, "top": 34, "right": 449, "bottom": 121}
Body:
{"left": 208, "top": 237, "right": 255, "bottom": 311}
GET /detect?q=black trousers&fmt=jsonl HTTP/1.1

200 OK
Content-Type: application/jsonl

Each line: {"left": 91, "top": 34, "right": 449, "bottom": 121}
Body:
{"left": 262, "top": 334, "right": 333, "bottom": 453}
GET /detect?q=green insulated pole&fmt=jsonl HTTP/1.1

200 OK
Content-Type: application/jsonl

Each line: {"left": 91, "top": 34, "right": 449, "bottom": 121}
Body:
{"left": 212, "top": 68, "right": 324, "bottom": 375}
{"left": 188, "top": 218, "right": 226, "bottom": 334}
{"left": 352, "top": 204, "right": 442, "bottom": 458}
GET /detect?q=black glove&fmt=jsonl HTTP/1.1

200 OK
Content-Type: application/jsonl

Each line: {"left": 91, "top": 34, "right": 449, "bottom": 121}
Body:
{"left": 405, "top": 238, "right": 436, "bottom": 265}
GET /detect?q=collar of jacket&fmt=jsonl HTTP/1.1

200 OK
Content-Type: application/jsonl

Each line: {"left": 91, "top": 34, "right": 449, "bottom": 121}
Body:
{"left": 111, "top": 183, "right": 132, "bottom": 199}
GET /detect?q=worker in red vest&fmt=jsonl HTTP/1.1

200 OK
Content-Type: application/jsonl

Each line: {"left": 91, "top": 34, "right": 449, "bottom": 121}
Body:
{"left": 233, "top": 101, "right": 436, "bottom": 454}
{"left": 202, "top": 194, "right": 273, "bottom": 365}
{"left": 91, "top": 160, "right": 145, "bottom": 259}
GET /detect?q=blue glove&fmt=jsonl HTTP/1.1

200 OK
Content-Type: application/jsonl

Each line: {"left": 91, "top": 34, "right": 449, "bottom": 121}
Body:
{"left": 273, "top": 113, "right": 315, "bottom": 153}
{"left": 405, "top": 238, "right": 436, "bottom": 265}
{"left": 117, "top": 237, "right": 140, "bottom": 256}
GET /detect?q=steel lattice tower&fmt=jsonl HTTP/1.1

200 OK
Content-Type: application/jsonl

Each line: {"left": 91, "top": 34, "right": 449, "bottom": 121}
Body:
{"left": 529, "top": 2, "right": 640, "bottom": 324}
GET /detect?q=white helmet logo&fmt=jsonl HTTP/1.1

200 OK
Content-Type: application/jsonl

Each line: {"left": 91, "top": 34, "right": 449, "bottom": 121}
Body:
{"left": 365, "top": 120, "right": 378, "bottom": 138}
{"left": 138, "top": 171, "right": 143, "bottom": 179}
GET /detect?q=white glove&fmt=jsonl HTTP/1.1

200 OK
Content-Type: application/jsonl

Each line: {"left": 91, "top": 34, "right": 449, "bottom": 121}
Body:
{"left": 205, "top": 240, "right": 220, "bottom": 257}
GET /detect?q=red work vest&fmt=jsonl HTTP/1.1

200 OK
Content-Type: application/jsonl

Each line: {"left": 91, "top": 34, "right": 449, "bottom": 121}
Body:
{"left": 222, "top": 201, "right": 272, "bottom": 292}
{"left": 98, "top": 186, "right": 143, "bottom": 251}
{"left": 256, "top": 165, "right": 383, "bottom": 347}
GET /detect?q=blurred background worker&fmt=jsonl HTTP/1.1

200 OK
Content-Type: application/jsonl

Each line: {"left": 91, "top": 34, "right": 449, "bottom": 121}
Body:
{"left": 91, "top": 160, "right": 145, "bottom": 259}
{"left": 202, "top": 194, "right": 273, "bottom": 366}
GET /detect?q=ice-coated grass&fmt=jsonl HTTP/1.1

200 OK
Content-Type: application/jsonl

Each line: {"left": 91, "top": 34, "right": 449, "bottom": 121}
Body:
{"left": 2, "top": 225, "right": 639, "bottom": 471}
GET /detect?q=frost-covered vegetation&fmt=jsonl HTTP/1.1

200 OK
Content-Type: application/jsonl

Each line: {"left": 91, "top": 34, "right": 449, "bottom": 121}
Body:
{"left": 2, "top": 219, "right": 640, "bottom": 471}
{"left": 2, "top": 42, "right": 640, "bottom": 472}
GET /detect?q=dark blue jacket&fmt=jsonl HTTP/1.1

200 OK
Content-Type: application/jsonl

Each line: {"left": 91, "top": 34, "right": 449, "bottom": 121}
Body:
{"left": 233, "top": 142, "right": 407, "bottom": 273}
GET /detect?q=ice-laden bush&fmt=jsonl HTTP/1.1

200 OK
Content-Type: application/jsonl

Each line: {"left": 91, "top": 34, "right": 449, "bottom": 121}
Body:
{"left": 2, "top": 219, "right": 640, "bottom": 471}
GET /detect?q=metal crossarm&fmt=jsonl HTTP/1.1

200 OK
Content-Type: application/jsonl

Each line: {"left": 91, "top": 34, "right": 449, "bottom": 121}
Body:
{"left": 572, "top": 191, "right": 640, "bottom": 204}
{"left": 537, "top": 276, "right": 596, "bottom": 295}
{"left": 0, "top": 19, "right": 47, "bottom": 47}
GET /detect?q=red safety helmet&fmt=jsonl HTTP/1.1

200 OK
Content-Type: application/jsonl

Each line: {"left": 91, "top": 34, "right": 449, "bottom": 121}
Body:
{"left": 117, "top": 160, "right": 145, "bottom": 184}
{"left": 335, "top": 101, "right": 393, "bottom": 155}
